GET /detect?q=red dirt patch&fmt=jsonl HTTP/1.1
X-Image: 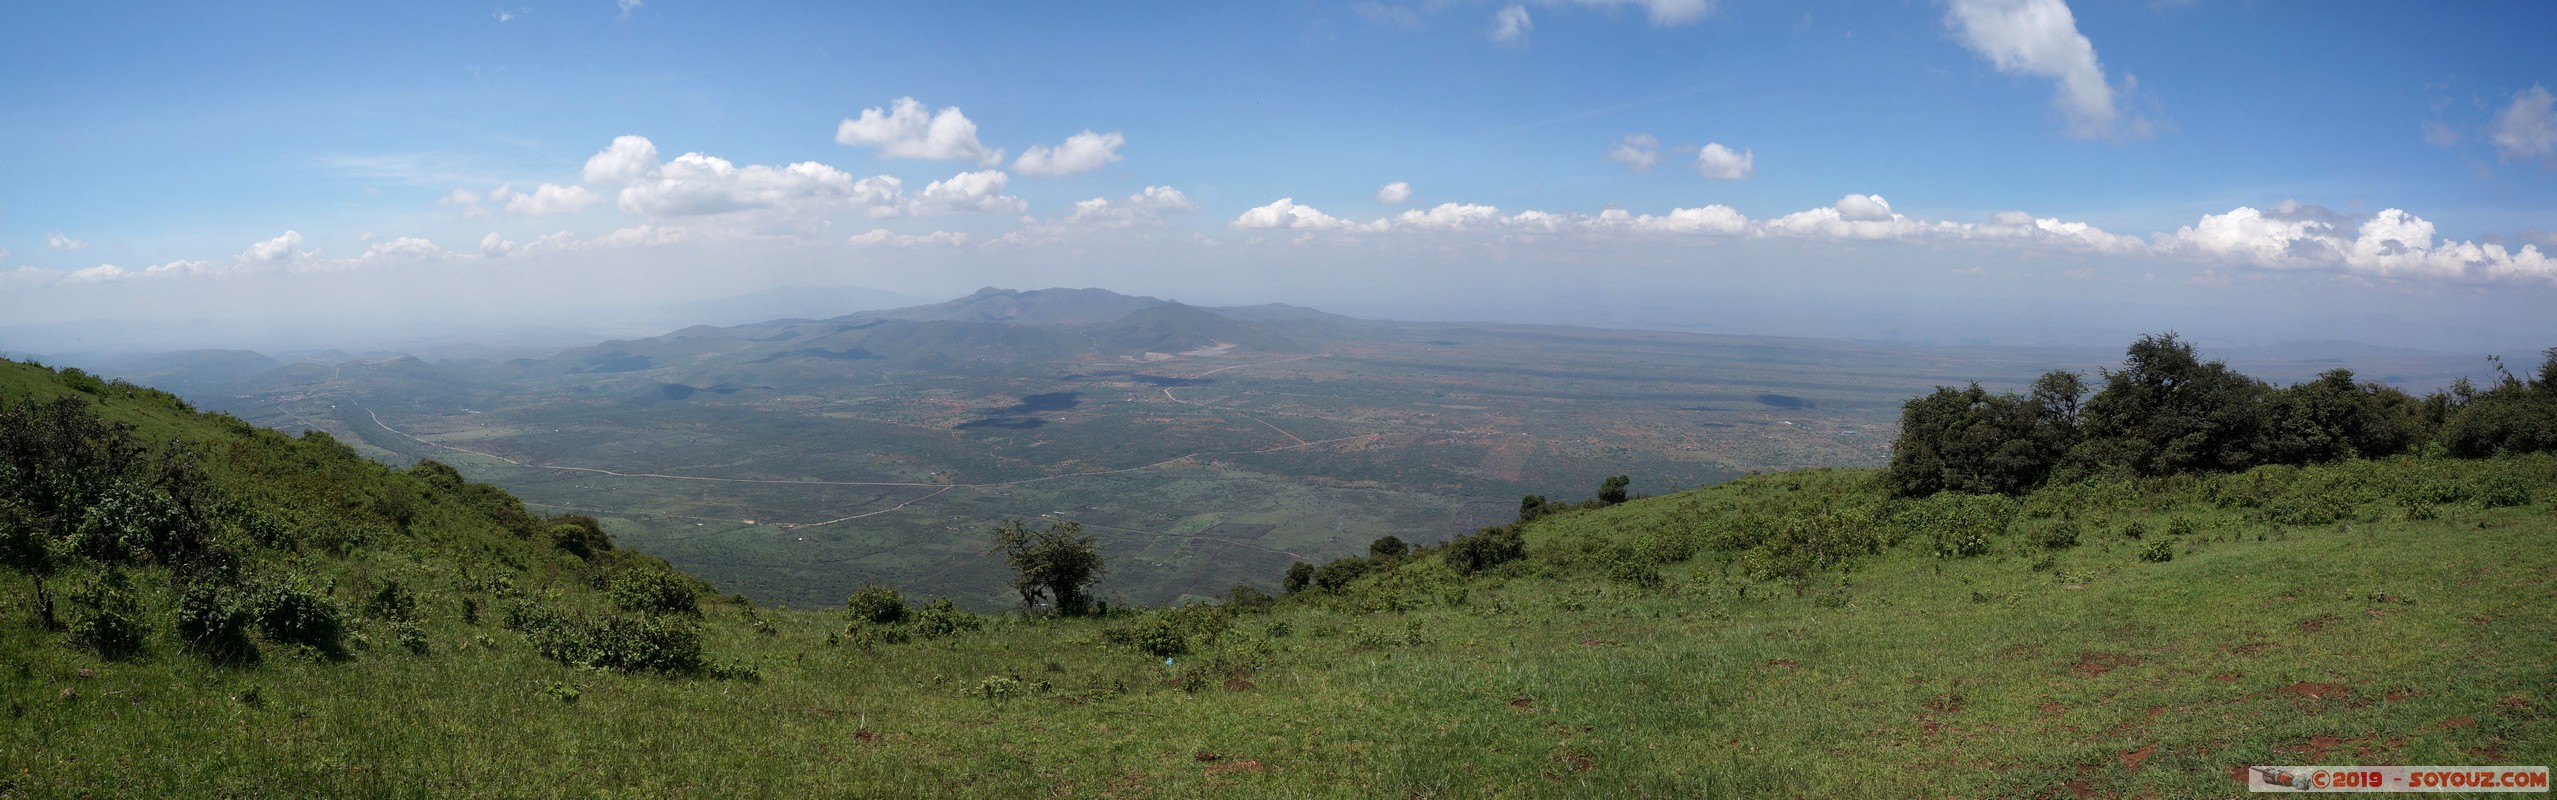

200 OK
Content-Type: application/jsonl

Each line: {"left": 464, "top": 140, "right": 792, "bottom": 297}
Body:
{"left": 2120, "top": 743, "right": 2157, "bottom": 771}
{"left": 1222, "top": 678, "right": 1255, "bottom": 692}
{"left": 2297, "top": 615, "right": 2338, "bottom": 633}
{"left": 2038, "top": 702, "right": 2068, "bottom": 717}
{"left": 2438, "top": 716, "right": 2477, "bottom": 730}
{"left": 2278, "top": 682, "right": 2352, "bottom": 701}
{"left": 1764, "top": 659, "right": 1797, "bottom": 670}
{"left": 1924, "top": 695, "right": 1965, "bottom": 715}
{"left": 2211, "top": 672, "right": 2241, "bottom": 684}
{"left": 853, "top": 728, "right": 879, "bottom": 743}
{"left": 1508, "top": 696, "right": 1536, "bottom": 711}
{"left": 1195, "top": 750, "right": 1221, "bottom": 762}
{"left": 1204, "top": 759, "right": 1265, "bottom": 777}
{"left": 2070, "top": 652, "right": 2142, "bottom": 677}
{"left": 2283, "top": 735, "right": 2346, "bottom": 763}
{"left": 2498, "top": 694, "right": 2532, "bottom": 714}
{"left": 2384, "top": 689, "right": 2414, "bottom": 703}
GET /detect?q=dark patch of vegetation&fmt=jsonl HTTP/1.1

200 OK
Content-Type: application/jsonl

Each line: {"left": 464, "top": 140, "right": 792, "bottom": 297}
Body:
{"left": 1755, "top": 393, "right": 1815, "bottom": 409}
{"left": 1890, "top": 334, "right": 2557, "bottom": 498}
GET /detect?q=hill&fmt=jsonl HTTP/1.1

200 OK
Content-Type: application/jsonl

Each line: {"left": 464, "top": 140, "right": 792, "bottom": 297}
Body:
{"left": 2, "top": 357, "right": 2549, "bottom": 796}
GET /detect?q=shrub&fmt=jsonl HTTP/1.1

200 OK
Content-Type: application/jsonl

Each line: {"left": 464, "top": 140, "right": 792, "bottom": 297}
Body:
{"left": 2138, "top": 540, "right": 2175, "bottom": 563}
{"left": 70, "top": 574, "right": 149, "bottom": 660}
{"left": 1443, "top": 525, "right": 1526, "bottom": 575}
{"left": 1281, "top": 561, "right": 1314, "bottom": 594}
{"left": 1368, "top": 535, "right": 1409, "bottom": 559}
{"left": 2473, "top": 474, "right": 2532, "bottom": 508}
{"left": 1125, "top": 615, "right": 1189, "bottom": 658}
{"left": 174, "top": 583, "right": 257, "bottom": 663}
{"left": 527, "top": 613, "right": 703, "bottom": 674}
{"left": 1224, "top": 584, "right": 1273, "bottom": 612}
{"left": 248, "top": 578, "right": 344, "bottom": 652}
{"left": 1897, "top": 494, "right": 2014, "bottom": 559}
{"left": 548, "top": 520, "right": 614, "bottom": 560}
{"left": 2166, "top": 517, "right": 2200, "bottom": 539}
{"left": 1312, "top": 557, "right": 1371, "bottom": 591}
{"left": 845, "top": 583, "right": 908, "bottom": 625}
{"left": 608, "top": 569, "right": 700, "bottom": 617}
{"left": 909, "top": 597, "right": 985, "bottom": 640}
{"left": 2120, "top": 521, "right": 2149, "bottom": 541}
{"left": 362, "top": 579, "right": 418, "bottom": 623}
{"left": 2033, "top": 520, "right": 2081, "bottom": 550}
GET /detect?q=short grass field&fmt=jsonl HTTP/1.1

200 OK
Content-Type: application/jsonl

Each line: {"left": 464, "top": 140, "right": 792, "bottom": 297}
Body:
{"left": 3, "top": 359, "right": 2552, "bottom": 798}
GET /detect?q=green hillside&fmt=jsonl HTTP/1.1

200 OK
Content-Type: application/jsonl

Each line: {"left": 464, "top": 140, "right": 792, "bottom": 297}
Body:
{"left": 2, "top": 357, "right": 2551, "bottom": 797}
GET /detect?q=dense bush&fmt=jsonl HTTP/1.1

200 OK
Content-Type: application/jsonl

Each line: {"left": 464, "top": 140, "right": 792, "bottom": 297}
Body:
{"left": 845, "top": 583, "right": 908, "bottom": 625}
{"left": 1367, "top": 535, "right": 1408, "bottom": 559}
{"left": 1312, "top": 556, "right": 1371, "bottom": 591}
{"left": 1443, "top": 525, "right": 1526, "bottom": 575}
{"left": 548, "top": 517, "right": 615, "bottom": 560}
{"left": 69, "top": 572, "right": 149, "bottom": 660}
{"left": 1893, "top": 493, "right": 2015, "bottom": 559}
{"left": 608, "top": 569, "right": 701, "bottom": 617}
{"left": 175, "top": 582, "right": 258, "bottom": 663}
{"left": 2032, "top": 520, "right": 2081, "bottom": 550}
{"left": 249, "top": 578, "right": 345, "bottom": 652}
{"left": 1281, "top": 561, "right": 1314, "bottom": 594}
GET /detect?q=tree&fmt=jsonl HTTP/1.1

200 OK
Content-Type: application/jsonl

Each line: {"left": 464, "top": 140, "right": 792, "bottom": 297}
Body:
{"left": 1367, "top": 535, "right": 1408, "bottom": 559}
{"left": 2070, "top": 333, "right": 2270, "bottom": 477}
{"left": 1596, "top": 475, "right": 1630, "bottom": 505}
{"left": 1885, "top": 379, "right": 2073, "bottom": 497}
{"left": 2260, "top": 369, "right": 2420, "bottom": 464}
{"left": 987, "top": 519, "right": 1105, "bottom": 615}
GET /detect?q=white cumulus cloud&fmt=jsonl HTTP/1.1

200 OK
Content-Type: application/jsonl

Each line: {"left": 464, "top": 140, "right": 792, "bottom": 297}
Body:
{"left": 1013, "top": 131, "right": 1125, "bottom": 177}
{"left": 1695, "top": 142, "right": 1753, "bottom": 180}
{"left": 242, "top": 230, "right": 309, "bottom": 264}
{"left": 2163, "top": 205, "right": 2556, "bottom": 283}
{"left": 907, "top": 170, "right": 1027, "bottom": 216}
{"left": 582, "top": 135, "right": 660, "bottom": 186}
{"left": 1607, "top": 134, "right": 1659, "bottom": 172}
{"left": 1377, "top": 181, "right": 1413, "bottom": 204}
{"left": 46, "top": 232, "right": 90, "bottom": 251}
{"left": 495, "top": 183, "right": 598, "bottom": 217}
{"left": 1064, "top": 186, "right": 1198, "bottom": 227}
{"left": 835, "top": 97, "right": 1004, "bottom": 166}
{"left": 1944, "top": 0, "right": 2142, "bottom": 139}
{"left": 616, "top": 151, "right": 902, "bottom": 217}
{"left": 1231, "top": 198, "right": 1370, "bottom": 231}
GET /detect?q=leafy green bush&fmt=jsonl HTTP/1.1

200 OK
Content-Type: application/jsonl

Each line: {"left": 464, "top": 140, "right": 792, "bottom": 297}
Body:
{"left": 525, "top": 612, "right": 704, "bottom": 674}
{"left": 2166, "top": 517, "right": 2200, "bottom": 539}
{"left": 248, "top": 577, "right": 344, "bottom": 652}
{"left": 608, "top": 569, "right": 700, "bottom": 617}
{"left": 1443, "top": 525, "right": 1526, "bottom": 575}
{"left": 175, "top": 582, "right": 257, "bottom": 663}
{"left": 1895, "top": 493, "right": 2014, "bottom": 559}
{"left": 1312, "top": 557, "right": 1371, "bottom": 591}
{"left": 2138, "top": 540, "right": 2174, "bottom": 563}
{"left": 2033, "top": 520, "right": 2081, "bottom": 550}
{"left": 845, "top": 583, "right": 908, "bottom": 625}
{"left": 908, "top": 597, "right": 985, "bottom": 640}
{"left": 1367, "top": 535, "right": 1409, "bottom": 559}
{"left": 1281, "top": 561, "right": 1314, "bottom": 594}
{"left": 362, "top": 579, "right": 418, "bottom": 622}
{"left": 547, "top": 517, "right": 615, "bottom": 560}
{"left": 2473, "top": 474, "right": 2532, "bottom": 508}
{"left": 70, "top": 573, "right": 149, "bottom": 660}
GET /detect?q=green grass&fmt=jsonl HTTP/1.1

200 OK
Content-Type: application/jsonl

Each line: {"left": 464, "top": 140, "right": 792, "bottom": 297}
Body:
{"left": 2, "top": 359, "right": 2552, "bottom": 797}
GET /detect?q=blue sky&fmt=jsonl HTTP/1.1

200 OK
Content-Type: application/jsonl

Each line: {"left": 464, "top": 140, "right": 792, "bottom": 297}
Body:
{"left": 3, "top": 1, "right": 2554, "bottom": 352}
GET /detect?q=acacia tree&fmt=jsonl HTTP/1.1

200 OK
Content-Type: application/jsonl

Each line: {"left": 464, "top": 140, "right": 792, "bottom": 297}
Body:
{"left": 987, "top": 519, "right": 1105, "bottom": 616}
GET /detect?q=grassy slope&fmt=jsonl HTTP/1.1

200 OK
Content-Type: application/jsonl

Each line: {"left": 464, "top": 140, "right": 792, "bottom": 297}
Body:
{"left": 2, "top": 361, "right": 2552, "bottom": 798}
